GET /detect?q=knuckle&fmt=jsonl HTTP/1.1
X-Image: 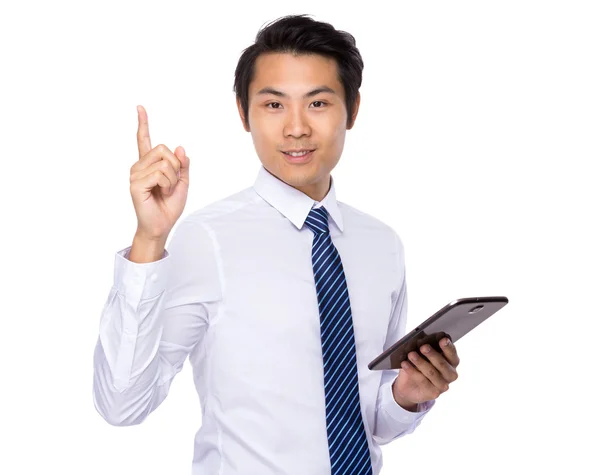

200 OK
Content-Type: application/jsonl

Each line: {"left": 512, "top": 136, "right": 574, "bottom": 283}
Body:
{"left": 157, "top": 143, "right": 169, "bottom": 154}
{"left": 160, "top": 160, "right": 171, "bottom": 170}
{"left": 426, "top": 368, "right": 436, "bottom": 379}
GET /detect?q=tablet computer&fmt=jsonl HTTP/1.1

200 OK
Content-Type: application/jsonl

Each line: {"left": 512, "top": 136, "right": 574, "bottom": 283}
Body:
{"left": 368, "top": 296, "right": 509, "bottom": 371}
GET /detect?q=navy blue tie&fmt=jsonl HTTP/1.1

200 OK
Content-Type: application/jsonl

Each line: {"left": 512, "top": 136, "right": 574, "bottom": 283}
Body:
{"left": 304, "top": 206, "right": 373, "bottom": 475}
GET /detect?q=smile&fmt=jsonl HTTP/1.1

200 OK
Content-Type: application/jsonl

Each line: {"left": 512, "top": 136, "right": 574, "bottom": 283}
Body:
{"left": 281, "top": 150, "right": 314, "bottom": 164}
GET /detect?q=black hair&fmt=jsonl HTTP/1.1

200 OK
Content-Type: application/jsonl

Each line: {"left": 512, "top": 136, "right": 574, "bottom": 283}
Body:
{"left": 233, "top": 14, "right": 364, "bottom": 129}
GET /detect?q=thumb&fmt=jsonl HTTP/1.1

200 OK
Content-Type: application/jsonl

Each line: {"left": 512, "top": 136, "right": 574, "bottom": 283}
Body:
{"left": 174, "top": 145, "right": 190, "bottom": 183}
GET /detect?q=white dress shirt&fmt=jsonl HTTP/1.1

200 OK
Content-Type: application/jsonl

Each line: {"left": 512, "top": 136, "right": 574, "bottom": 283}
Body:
{"left": 93, "top": 165, "right": 435, "bottom": 474}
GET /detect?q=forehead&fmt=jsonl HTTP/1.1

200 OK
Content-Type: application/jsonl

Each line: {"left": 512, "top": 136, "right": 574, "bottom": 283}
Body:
{"left": 249, "top": 52, "right": 342, "bottom": 97}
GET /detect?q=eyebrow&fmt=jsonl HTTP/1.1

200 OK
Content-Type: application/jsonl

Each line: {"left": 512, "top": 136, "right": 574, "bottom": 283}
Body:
{"left": 255, "top": 85, "right": 337, "bottom": 99}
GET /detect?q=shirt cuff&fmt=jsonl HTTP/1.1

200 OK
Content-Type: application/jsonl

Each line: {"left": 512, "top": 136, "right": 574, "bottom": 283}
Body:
{"left": 113, "top": 245, "right": 171, "bottom": 306}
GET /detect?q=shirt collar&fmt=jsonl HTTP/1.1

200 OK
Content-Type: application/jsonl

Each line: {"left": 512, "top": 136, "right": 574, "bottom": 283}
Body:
{"left": 252, "top": 165, "right": 344, "bottom": 233}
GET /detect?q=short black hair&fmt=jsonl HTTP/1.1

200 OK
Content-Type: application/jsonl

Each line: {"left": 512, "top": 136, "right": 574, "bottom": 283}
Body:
{"left": 233, "top": 14, "right": 364, "bottom": 130}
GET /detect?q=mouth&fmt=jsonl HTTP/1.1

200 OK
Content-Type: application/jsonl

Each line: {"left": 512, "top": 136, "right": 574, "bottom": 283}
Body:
{"left": 281, "top": 149, "right": 315, "bottom": 164}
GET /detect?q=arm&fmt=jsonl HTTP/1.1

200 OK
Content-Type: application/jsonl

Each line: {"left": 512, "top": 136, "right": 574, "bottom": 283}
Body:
{"left": 372, "top": 230, "right": 435, "bottom": 445}
{"left": 92, "top": 217, "right": 221, "bottom": 426}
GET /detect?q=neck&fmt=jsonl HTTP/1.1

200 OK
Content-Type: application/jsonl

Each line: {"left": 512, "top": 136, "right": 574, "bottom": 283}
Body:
{"left": 296, "top": 175, "right": 331, "bottom": 202}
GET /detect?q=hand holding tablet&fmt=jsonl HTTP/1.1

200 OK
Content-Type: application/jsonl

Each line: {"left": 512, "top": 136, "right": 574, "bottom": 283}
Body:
{"left": 368, "top": 296, "right": 509, "bottom": 371}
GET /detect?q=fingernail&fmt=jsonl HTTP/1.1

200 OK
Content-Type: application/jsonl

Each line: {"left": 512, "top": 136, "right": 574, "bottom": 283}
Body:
{"left": 442, "top": 339, "right": 450, "bottom": 347}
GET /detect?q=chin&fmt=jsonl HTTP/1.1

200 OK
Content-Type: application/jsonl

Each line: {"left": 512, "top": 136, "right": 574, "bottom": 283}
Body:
{"left": 277, "top": 165, "right": 314, "bottom": 184}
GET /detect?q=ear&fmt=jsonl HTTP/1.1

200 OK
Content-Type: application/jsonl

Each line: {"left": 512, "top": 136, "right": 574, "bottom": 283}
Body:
{"left": 236, "top": 97, "right": 251, "bottom": 132}
{"left": 347, "top": 91, "right": 361, "bottom": 130}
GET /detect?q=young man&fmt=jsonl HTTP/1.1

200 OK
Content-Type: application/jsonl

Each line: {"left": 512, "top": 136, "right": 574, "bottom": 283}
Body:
{"left": 93, "top": 14, "right": 459, "bottom": 475}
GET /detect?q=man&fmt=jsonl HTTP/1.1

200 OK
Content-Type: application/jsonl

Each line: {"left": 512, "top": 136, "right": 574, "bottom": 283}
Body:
{"left": 93, "top": 13, "right": 459, "bottom": 475}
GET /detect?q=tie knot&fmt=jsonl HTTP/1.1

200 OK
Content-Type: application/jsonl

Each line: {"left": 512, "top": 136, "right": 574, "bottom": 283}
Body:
{"left": 305, "top": 207, "right": 330, "bottom": 235}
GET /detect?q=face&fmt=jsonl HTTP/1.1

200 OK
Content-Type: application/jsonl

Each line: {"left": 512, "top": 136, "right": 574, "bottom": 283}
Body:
{"left": 237, "top": 52, "right": 360, "bottom": 202}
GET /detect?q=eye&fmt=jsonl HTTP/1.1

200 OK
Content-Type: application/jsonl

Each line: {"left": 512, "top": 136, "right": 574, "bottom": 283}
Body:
{"left": 265, "top": 101, "right": 328, "bottom": 109}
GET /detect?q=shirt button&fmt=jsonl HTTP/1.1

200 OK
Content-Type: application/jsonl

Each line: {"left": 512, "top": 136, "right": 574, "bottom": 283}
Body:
{"left": 150, "top": 273, "right": 158, "bottom": 282}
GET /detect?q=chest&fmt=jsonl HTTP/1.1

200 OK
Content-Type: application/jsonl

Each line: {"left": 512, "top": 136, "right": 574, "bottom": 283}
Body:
{"left": 215, "top": 228, "right": 397, "bottom": 360}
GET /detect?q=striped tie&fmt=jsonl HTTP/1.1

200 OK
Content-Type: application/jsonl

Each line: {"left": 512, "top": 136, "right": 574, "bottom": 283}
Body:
{"left": 304, "top": 206, "right": 373, "bottom": 475}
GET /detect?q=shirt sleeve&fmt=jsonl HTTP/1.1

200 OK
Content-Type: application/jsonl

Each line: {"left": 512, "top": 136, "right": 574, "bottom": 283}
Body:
{"left": 92, "top": 217, "right": 221, "bottom": 426}
{"left": 372, "top": 230, "right": 436, "bottom": 445}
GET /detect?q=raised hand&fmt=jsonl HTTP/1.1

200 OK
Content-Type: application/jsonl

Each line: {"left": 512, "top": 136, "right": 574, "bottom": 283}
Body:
{"left": 129, "top": 105, "right": 190, "bottom": 241}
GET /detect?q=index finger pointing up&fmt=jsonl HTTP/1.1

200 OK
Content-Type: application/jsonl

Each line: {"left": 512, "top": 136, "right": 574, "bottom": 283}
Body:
{"left": 136, "top": 105, "right": 152, "bottom": 160}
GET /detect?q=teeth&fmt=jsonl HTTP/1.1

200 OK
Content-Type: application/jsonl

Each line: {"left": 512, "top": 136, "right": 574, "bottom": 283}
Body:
{"left": 287, "top": 151, "right": 311, "bottom": 157}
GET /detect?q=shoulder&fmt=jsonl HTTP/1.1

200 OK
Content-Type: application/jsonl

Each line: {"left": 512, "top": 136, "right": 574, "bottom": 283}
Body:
{"left": 338, "top": 200, "right": 403, "bottom": 249}
{"left": 181, "top": 186, "right": 258, "bottom": 227}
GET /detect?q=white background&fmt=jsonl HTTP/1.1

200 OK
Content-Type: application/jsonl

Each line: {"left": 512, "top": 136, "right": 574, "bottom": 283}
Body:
{"left": 1, "top": 1, "right": 598, "bottom": 473}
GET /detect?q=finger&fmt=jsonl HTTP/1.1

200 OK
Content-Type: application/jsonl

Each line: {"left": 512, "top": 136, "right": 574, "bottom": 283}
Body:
{"left": 400, "top": 360, "right": 441, "bottom": 396}
{"left": 419, "top": 344, "right": 459, "bottom": 384}
{"left": 137, "top": 105, "right": 152, "bottom": 161}
{"left": 132, "top": 169, "right": 172, "bottom": 196}
{"left": 174, "top": 146, "right": 190, "bottom": 184}
{"left": 439, "top": 338, "right": 460, "bottom": 368}
{"left": 131, "top": 143, "right": 182, "bottom": 177}
{"left": 132, "top": 156, "right": 178, "bottom": 193}
{"left": 407, "top": 351, "right": 449, "bottom": 392}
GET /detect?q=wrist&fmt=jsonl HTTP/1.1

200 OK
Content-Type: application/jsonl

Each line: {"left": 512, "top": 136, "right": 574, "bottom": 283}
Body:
{"left": 130, "top": 233, "right": 167, "bottom": 263}
{"left": 134, "top": 228, "right": 169, "bottom": 243}
{"left": 392, "top": 380, "right": 419, "bottom": 412}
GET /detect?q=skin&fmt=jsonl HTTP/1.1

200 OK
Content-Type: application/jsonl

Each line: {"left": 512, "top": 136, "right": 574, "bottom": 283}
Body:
{"left": 237, "top": 52, "right": 460, "bottom": 411}
{"left": 236, "top": 52, "right": 360, "bottom": 202}
{"left": 393, "top": 338, "right": 460, "bottom": 411}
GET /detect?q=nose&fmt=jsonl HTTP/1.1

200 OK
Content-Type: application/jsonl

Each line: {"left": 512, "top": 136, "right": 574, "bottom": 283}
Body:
{"left": 283, "top": 105, "right": 311, "bottom": 138}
